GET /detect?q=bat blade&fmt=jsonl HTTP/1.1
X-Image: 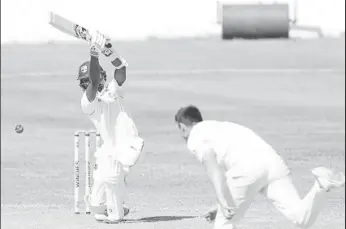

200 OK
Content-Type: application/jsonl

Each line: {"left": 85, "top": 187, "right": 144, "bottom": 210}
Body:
{"left": 49, "top": 12, "right": 91, "bottom": 42}
{"left": 48, "top": 12, "right": 117, "bottom": 58}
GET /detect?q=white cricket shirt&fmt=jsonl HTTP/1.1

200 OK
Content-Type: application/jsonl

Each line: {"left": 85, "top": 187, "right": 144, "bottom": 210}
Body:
{"left": 187, "top": 120, "right": 289, "bottom": 177}
{"left": 81, "top": 79, "right": 124, "bottom": 158}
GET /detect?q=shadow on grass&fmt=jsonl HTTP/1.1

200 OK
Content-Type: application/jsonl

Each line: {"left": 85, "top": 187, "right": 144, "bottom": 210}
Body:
{"left": 122, "top": 215, "right": 197, "bottom": 223}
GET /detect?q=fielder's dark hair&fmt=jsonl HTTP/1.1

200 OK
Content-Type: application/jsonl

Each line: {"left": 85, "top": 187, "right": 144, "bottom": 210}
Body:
{"left": 175, "top": 105, "right": 203, "bottom": 125}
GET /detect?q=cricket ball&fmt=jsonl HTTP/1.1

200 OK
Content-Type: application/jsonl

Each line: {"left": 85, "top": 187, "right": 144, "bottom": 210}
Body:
{"left": 15, "top": 124, "right": 24, "bottom": 134}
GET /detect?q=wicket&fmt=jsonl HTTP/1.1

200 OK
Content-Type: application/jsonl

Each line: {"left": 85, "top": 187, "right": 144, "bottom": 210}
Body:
{"left": 74, "top": 130, "right": 101, "bottom": 214}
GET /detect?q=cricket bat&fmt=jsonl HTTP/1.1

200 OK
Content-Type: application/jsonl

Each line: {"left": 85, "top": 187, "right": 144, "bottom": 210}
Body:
{"left": 48, "top": 12, "right": 119, "bottom": 59}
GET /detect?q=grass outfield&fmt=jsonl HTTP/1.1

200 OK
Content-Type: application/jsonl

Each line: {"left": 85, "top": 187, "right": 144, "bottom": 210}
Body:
{"left": 1, "top": 38, "right": 345, "bottom": 229}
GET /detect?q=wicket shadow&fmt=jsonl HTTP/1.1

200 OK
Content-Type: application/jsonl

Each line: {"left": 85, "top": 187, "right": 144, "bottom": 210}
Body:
{"left": 123, "top": 215, "right": 197, "bottom": 223}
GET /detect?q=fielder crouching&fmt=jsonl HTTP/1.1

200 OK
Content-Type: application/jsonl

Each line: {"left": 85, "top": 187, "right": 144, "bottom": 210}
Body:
{"left": 78, "top": 31, "right": 144, "bottom": 223}
{"left": 175, "top": 105, "right": 345, "bottom": 229}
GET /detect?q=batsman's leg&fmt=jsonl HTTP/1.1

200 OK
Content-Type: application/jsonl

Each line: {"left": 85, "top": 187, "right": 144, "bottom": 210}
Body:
{"left": 85, "top": 166, "right": 107, "bottom": 221}
{"left": 103, "top": 159, "right": 127, "bottom": 223}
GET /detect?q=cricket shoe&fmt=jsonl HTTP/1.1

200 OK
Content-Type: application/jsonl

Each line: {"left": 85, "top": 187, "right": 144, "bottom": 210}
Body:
{"left": 312, "top": 167, "right": 345, "bottom": 192}
{"left": 103, "top": 218, "right": 122, "bottom": 224}
{"left": 83, "top": 195, "right": 107, "bottom": 222}
{"left": 95, "top": 206, "right": 130, "bottom": 223}
{"left": 94, "top": 212, "right": 107, "bottom": 222}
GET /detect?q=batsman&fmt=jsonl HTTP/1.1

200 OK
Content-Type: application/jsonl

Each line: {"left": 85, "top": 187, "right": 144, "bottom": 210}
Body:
{"left": 78, "top": 31, "right": 144, "bottom": 223}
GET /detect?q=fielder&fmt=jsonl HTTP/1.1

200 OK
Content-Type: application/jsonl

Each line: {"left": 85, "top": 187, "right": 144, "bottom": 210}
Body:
{"left": 175, "top": 105, "right": 345, "bottom": 229}
{"left": 78, "top": 31, "right": 144, "bottom": 223}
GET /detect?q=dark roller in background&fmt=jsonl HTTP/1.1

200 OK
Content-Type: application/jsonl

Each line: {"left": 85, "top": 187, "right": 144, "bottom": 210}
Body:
{"left": 222, "top": 4, "right": 290, "bottom": 39}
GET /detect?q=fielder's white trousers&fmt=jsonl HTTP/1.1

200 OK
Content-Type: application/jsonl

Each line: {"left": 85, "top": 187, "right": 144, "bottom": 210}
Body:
{"left": 214, "top": 159, "right": 327, "bottom": 229}
{"left": 88, "top": 157, "right": 126, "bottom": 220}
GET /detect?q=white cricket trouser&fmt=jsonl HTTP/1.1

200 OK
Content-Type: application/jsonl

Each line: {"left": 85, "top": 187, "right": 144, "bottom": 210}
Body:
{"left": 89, "top": 157, "right": 126, "bottom": 219}
{"left": 214, "top": 159, "right": 327, "bottom": 229}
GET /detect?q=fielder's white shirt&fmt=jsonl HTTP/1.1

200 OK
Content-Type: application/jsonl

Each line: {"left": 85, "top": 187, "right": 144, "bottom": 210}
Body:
{"left": 81, "top": 79, "right": 123, "bottom": 158}
{"left": 187, "top": 120, "right": 289, "bottom": 177}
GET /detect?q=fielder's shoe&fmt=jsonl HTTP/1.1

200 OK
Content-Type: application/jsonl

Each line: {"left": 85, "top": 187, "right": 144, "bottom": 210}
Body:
{"left": 312, "top": 167, "right": 345, "bottom": 192}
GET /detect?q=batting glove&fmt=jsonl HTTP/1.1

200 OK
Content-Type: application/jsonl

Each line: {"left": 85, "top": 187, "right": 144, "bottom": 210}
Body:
{"left": 90, "top": 45, "right": 101, "bottom": 57}
{"left": 89, "top": 30, "right": 110, "bottom": 57}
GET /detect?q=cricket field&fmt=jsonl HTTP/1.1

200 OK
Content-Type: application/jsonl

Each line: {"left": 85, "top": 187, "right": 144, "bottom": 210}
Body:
{"left": 1, "top": 38, "right": 345, "bottom": 229}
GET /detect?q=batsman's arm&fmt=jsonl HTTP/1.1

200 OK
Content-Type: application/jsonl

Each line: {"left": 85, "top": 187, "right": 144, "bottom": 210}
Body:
{"left": 202, "top": 150, "right": 236, "bottom": 210}
{"left": 102, "top": 44, "right": 128, "bottom": 86}
{"left": 85, "top": 55, "right": 101, "bottom": 102}
{"left": 112, "top": 57, "right": 127, "bottom": 86}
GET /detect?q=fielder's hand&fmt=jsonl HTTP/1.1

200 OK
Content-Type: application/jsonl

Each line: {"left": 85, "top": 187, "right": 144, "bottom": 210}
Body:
{"left": 89, "top": 31, "right": 110, "bottom": 57}
{"left": 203, "top": 207, "right": 217, "bottom": 223}
{"left": 221, "top": 206, "right": 235, "bottom": 220}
